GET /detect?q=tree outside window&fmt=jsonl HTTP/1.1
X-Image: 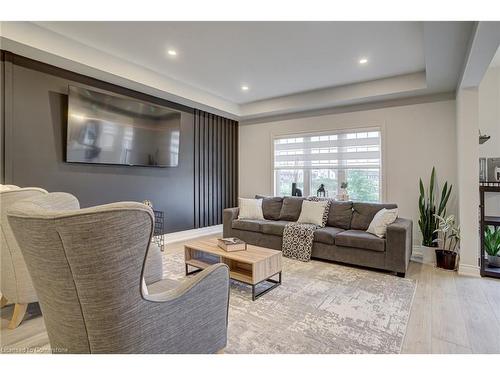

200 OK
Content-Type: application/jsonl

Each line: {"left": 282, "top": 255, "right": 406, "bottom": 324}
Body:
{"left": 346, "top": 169, "right": 380, "bottom": 202}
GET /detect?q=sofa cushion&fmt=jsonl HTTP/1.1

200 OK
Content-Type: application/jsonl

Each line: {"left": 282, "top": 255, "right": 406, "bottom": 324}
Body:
{"left": 146, "top": 278, "right": 181, "bottom": 295}
{"left": 335, "top": 230, "right": 386, "bottom": 252}
{"left": 255, "top": 195, "right": 283, "bottom": 220}
{"left": 232, "top": 219, "right": 264, "bottom": 232}
{"left": 261, "top": 220, "right": 289, "bottom": 236}
{"left": 279, "top": 196, "right": 306, "bottom": 221}
{"left": 327, "top": 201, "right": 353, "bottom": 229}
{"left": 351, "top": 202, "right": 398, "bottom": 230}
{"left": 313, "top": 227, "right": 345, "bottom": 245}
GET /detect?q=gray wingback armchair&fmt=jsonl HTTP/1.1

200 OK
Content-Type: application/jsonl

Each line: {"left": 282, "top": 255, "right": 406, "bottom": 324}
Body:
{"left": 1, "top": 186, "right": 48, "bottom": 328}
{"left": 1, "top": 186, "right": 165, "bottom": 329}
{"left": 7, "top": 192, "right": 230, "bottom": 353}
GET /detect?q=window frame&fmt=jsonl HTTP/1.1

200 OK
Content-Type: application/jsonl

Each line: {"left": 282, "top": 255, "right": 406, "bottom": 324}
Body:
{"left": 271, "top": 125, "right": 386, "bottom": 202}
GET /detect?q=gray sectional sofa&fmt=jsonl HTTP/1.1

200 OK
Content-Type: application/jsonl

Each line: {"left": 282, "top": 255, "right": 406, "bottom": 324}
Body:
{"left": 223, "top": 196, "right": 412, "bottom": 277}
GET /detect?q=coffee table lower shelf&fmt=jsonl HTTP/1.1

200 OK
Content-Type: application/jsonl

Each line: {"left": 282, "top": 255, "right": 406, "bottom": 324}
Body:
{"left": 185, "top": 262, "right": 282, "bottom": 301}
{"left": 183, "top": 240, "right": 283, "bottom": 301}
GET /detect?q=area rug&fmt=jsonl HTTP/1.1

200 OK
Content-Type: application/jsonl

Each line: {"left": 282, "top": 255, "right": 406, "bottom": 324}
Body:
{"left": 163, "top": 242, "right": 416, "bottom": 354}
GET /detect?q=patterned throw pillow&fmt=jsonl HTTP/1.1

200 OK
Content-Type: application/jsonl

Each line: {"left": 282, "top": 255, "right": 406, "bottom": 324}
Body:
{"left": 302, "top": 197, "right": 332, "bottom": 227}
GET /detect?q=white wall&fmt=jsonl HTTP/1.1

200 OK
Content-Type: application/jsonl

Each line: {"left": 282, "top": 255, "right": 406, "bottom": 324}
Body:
{"left": 478, "top": 66, "right": 500, "bottom": 216}
{"left": 479, "top": 66, "right": 500, "bottom": 158}
{"left": 456, "top": 88, "right": 480, "bottom": 276}
{"left": 239, "top": 100, "right": 458, "bottom": 245}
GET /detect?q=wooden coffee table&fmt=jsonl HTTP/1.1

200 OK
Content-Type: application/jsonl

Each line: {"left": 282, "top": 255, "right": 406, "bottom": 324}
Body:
{"left": 184, "top": 238, "right": 282, "bottom": 300}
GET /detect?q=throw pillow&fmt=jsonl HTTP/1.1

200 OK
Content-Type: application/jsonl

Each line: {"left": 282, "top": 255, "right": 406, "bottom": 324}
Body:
{"left": 307, "top": 196, "right": 332, "bottom": 227}
{"left": 238, "top": 198, "right": 265, "bottom": 220}
{"left": 297, "top": 200, "right": 330, "bottom": 227}
{"left": 366, "top": 208, "right": 398, "bottom": 238}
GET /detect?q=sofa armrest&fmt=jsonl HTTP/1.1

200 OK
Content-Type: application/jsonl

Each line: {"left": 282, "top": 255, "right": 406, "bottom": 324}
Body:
{"left": 143, "top": 263, "right": 229, "bottom": 353}
{"left": 385, "top": 218, "right": 413, "bottom": 274}
{"left": 223, "top": 207, "right": 239, "bottom": 238}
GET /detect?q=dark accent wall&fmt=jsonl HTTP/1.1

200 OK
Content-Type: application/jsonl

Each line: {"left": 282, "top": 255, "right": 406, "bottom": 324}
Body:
{"left": 0, "top": 51, "right": 238, "bottom": 233}
{"left": 193, "top": 109, "right": 238, "bottom": 228}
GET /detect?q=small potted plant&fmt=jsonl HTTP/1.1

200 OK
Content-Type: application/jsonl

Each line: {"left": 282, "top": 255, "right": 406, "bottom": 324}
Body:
{"left": 433, "top": 214, "right": 460, "bottom": 270}
{"left": 484, "top": 226, "right": 500, "bottom": 268}
{"left": 336, "top": 182, "right": 349, "bottom": 201}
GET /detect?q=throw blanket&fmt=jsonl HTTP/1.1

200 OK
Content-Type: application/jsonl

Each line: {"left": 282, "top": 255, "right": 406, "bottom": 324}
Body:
{"left": 281, "top": 197, "right": 331, "bottom": 262}
{"left": 282, "top": 222, "right": 318, "bottom": 262}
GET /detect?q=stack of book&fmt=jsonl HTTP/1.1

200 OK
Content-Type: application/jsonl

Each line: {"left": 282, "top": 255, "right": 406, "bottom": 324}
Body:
{"left": 217, "top": 237, "right": 247, "bottom": 252}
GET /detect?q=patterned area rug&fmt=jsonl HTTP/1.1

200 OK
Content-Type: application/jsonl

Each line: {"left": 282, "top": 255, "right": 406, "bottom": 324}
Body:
{"left": 163, "top": 241, "right": 416, "bottom": 354}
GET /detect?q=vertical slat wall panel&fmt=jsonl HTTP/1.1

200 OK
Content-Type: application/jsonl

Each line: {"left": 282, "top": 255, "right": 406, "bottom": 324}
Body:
{"left": 227, "top": 119, "right": 233, "bottom": 209}
{"left": 218, "top": 116, "right": 222, "bottom": 223}
{"left": 226, "top": 118, "right": 230, "bottom": 209}
{"left": 204, "top": 112, "right": 209, "bottom": 226}
{"left": 223, "top": 118, "right": 227, "bottom": 209}
{"left": 215, "top": 116, "right": 219, "bottom": 224}
{"left": 212, "top": 114, "right": 216, "bottom": 226}
{"left": 207, "top": 113, "right": 212, "bottom": 226}
{"left": 194, "top": 111, "right": 199, "bottom": 228}
{"left": 233, "top": 121, "right": 237, "bottom": 205}
{"left": 193, "top": 109, "right": 238, "bottom": 228}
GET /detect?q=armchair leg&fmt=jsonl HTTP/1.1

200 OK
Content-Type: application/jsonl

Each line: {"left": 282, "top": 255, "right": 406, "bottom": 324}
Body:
{"left": 8, "top": 303, "right": 28, "bottom": 329}
{"left": 396, "top": 272, "right": 406, "bottom": 278}
{"left": 216, "top": 349, "right": 225, "bottom": 354}
{"left": 0, "top": 296, "right": 8, "bottom": 308}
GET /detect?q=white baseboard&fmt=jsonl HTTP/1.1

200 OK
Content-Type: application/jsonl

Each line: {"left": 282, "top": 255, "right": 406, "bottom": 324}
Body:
{"left": 412, "top": 246, "right": 481, "bottom": 277}
{"left": 163, "top": 224, "right": 222, "bottom": 245}
{"left": 457, "top": 263, "right": 481, "bottom": 277}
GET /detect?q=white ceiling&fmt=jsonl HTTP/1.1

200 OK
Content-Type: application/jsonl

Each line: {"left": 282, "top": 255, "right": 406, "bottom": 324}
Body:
{"left": 1, "top": 21, "right": 474, "bottom": 120}
{"left": 34, "top": 21, "right": 426, "bottom": 104}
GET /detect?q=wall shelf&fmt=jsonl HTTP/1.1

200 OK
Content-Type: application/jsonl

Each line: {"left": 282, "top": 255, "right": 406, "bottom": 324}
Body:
{"left": 479, "top": 182, "right": 500, "bottom": 279}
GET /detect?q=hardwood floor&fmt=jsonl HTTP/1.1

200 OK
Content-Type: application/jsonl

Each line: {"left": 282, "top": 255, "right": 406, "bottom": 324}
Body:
{"left": 402, "top": 261, "right": 500, "bottom": 353}
{"left": 1, "top": 239, "right": 499, "bottom": 354}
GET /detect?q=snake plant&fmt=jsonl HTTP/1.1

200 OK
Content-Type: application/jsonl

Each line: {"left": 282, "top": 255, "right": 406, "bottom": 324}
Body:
{"left": 484, "top": 226, "right": 500, "bottom": 256}
{"left": 418, "top": 167, "right": 452, "bottom": 247}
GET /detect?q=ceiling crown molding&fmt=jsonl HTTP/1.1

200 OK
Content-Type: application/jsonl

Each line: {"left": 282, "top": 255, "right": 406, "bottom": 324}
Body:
{"left": 239, "top": 72, "right": 427, "bottom": 120}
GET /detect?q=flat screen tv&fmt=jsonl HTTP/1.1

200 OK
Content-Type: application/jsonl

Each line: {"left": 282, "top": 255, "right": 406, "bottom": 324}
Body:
{"left": 66, "top": 85, "right": 181, "bottom": 167}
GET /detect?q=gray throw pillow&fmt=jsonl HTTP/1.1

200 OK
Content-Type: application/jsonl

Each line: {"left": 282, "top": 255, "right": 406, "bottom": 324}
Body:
{"left": 255, "top": 195, "right": 284, "bottom": 221}
{"left": 279, "top": 196, "right": 306, "bottom": 221}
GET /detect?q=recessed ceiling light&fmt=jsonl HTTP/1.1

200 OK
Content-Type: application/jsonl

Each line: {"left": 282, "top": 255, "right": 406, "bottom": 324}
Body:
{"left": 241, "top": 85, "right": 249, "bottom": 91}
{"left": 359, "top": 58, "right": 368, "bottom": 64}
{"left": 167, "top": 49, "right": 177, "bottom": 56}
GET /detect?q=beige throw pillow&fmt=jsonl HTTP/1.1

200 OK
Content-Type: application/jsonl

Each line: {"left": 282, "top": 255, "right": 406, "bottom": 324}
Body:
{"left": 297, "top": 200, "right": 329, "bottom": 226}
{"left": 238, "top": 198, "right": 265, "bottom": 220}
{"left": 366, "top": 208, "right": 398, "bottom": 238}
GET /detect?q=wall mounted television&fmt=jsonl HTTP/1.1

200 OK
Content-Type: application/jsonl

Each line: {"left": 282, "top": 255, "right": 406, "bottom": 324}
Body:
{"left": 66, "top": 85, "right": 181, "bottom": 167}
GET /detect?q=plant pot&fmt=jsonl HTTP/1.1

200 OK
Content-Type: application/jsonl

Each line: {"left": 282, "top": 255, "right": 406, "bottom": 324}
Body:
{"left": 435, "top": 249, "right": 458, "bottom": 270}
{"left": 487, "top": 255, "right": 500, "bottom": 268}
